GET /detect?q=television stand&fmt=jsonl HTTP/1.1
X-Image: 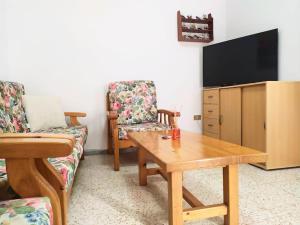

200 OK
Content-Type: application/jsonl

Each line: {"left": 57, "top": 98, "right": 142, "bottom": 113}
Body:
{"left": 202, "top": 81, "right": 300, "bottom": 170}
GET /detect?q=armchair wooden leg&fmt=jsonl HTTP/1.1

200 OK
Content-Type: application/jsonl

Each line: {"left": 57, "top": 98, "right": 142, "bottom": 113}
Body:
{"left": 107, "top": 122, "right": 113, "bottom": 154}
{"left": 113, "top": 128, "right": 120, "bottom": 171}
{"left": 108, "top": 136, "right": 113, "bottom": 155}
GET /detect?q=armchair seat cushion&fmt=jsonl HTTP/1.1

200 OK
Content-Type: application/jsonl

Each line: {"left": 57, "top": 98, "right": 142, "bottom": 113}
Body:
{"left": 118, "top": 122, "right": 170, "bottom": 140}
{"left": 34, "top": 125, "right": 88, "bottom": 190}
{"left": 0, "top": 197, "right": 52, "bottom": 225}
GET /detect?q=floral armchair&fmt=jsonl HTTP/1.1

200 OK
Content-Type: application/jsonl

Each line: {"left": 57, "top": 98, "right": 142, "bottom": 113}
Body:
{"left": 107, "top": 80, "right": 180, "bottom": 171}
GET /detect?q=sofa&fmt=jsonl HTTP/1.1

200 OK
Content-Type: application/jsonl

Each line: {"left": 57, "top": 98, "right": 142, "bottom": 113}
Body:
{"left": 0, "top": 81, "right": 88, "bottom": 225}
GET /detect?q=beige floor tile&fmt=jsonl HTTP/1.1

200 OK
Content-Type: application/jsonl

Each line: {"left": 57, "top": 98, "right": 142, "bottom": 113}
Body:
{"left": 69, "top": 154, "right": 300, "bottom": 225}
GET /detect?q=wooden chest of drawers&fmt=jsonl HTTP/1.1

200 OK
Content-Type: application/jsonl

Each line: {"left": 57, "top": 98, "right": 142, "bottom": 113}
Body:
{"left": 202, "top": 90, "right": 220, "bottom": 138}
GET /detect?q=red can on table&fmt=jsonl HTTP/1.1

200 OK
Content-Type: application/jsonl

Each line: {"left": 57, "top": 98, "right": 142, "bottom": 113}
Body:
{"left": 172, "top": 127, "right": 181, "bottom": 140}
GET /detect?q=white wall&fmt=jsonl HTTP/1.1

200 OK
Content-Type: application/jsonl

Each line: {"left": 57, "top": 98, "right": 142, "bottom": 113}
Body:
{"left": 226, "top": 0, "right": 300, "bottom": 81}
{"left": 0, "top": 0, "right": 227, "bottom": 150}
{"left": 0, "top": 1, "right": 7, "bottom": 75}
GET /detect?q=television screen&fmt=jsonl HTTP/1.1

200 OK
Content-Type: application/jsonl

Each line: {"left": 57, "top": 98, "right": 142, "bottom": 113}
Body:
{"left": 203, "top": 29, "right": 278, "bottom": 87}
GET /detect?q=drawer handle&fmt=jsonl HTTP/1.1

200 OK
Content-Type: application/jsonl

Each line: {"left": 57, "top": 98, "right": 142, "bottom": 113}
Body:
{"left": 208, "top": 124, "right": 213, "bottom": 127}
{"left": 219, "top": 115, "right": 223, "bottom": 125}
{"left": 208, "top": 95, "right": 214, "bottom": 99}
{"left": 208, "top": 110, "right": 213, "bottom": 113}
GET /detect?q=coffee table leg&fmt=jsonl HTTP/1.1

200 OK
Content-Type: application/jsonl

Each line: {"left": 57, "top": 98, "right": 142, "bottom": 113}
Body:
{"left": 168, "top": 171, "right": 183, "bottom": 225}
{"left": 223, "top": 164, "right": 239, "bottom": 225}
{"left": 138, "top": 148, "right": 147, "bottom": 186}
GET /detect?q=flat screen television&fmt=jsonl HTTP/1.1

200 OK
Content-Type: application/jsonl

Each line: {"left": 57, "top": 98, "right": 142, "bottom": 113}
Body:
{"left": 203, "top": 29, "right": 278, "bottom": 87}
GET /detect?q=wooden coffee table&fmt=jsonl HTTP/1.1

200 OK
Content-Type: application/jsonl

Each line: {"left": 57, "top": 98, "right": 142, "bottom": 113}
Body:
{"left": 128, "top": 130, "right": 267, "bottom": 225}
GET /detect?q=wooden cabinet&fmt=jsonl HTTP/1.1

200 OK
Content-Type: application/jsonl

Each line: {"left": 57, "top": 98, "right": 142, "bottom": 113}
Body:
{"left": 202, "top": 81, "right": 300, "bottom": 170}
{"left": 220, "top": 88, "right": 241, "bottom": 145}
{"left": 242, "top": 85, "right": 266, "bottom": 152}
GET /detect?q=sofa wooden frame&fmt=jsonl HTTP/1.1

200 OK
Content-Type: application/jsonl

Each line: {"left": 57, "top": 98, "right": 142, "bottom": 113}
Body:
{"left": 43, "top": 112, "right": 87, "bottom": 225}
{"left": 0, "top": 112, "right": 86, "bottom": 225}
{"left": 106, "top": 93, "right": 180, "bottom": 171}
{"left": 0, "top": 133, "right": 75, "bottom": 225}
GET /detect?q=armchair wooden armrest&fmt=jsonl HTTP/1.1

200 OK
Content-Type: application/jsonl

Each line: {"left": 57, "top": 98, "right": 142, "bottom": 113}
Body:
{"left": 0, "top": 133, "right": 75, "bottom": 225}
{"left": 158, "top": 109, "right": 181, "bottom": 117}
{"left": 64, "top": 112, "right": 87, "bottom": 126}
{"left": 107, "top": 111, "right": 118, "bottom": 120}
{"left": 107, "top": 111, "right": 118, "bottom": 130}
{"left": 157, "top": 109, "right": 180, "bottom": 126}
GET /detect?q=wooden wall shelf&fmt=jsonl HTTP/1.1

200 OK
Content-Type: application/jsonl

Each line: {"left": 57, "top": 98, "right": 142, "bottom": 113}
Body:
{"left": 177, "top": 11, "right": 214, "bottom": 43}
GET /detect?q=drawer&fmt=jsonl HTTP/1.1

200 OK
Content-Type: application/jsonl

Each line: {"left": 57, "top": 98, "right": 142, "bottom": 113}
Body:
{"left": 203, "top": 131, "right": 220, "bottom": 139}
{"left": 203, "top": 118, "right": 219, "bottom": 134}
{"left": 203, "top": 90, "right": 219, "bottom": 104}
{"left": 203, "top": 104, "right": 219, "bottom": 119}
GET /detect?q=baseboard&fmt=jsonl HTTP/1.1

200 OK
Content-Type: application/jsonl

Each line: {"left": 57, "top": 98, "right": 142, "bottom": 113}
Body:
{"left": 84, "top": 147, "right": 138, "bottom": 156}
{"left": 84, "top": 149, "right": 107, "bottom": 155}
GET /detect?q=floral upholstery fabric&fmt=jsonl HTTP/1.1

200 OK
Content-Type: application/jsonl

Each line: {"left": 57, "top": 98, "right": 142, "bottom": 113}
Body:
{"left": 0, "top": 81, "right": 29, "bottom": 133}
{"left": 108, "top": 80, "right": 158, "bottom": 125}
{"left": 34, "top": 125, "right": 88, "bottom": 190}
{"left": 0, "top": 159, "right": 7, "bottom": 185}
{"left": 0, "top": 126, "right": 87, "bottom": 191}
{"left": 118, "top": 122, "right": 170, "bottom": 140}
{"left": 0, "top": 197, "right": 52, "bottom": 225}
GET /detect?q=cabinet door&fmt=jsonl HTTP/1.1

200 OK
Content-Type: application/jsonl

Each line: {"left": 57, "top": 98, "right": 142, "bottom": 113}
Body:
{"left": 242, "top": 85, "right": 266, "bottom": 152}
{"left": 220, "top": 88, "right": 242, "bottom": 145}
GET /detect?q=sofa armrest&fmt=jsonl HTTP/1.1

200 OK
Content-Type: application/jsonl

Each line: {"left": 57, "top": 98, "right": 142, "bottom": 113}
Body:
{"left": 64, "top": 112, "right": 86, "bottom": 117}
{"left": 0, "top": 133, "right": 75, "bottom": 158}
{"left": 0, "top": 133, "right": 71, "bottom": 225}
{"left": 64, "top": 112, "right": 87, "bottom": 126}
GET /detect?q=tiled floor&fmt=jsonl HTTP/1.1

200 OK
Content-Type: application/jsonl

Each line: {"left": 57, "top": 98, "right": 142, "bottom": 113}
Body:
{"left": 69, "top": 151, "right": 300, "bottom": 225}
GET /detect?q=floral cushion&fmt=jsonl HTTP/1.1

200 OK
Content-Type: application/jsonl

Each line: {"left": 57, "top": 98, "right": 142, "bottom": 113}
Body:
{"left": 0, "top": 81, "right": 30, "bottom": 133}
{"left": 34, "top": 125, "right": 88, "bottom": 190}
{"left": 0, "top": 197, "right": 52, "bottom": 225}
{"left": 118, "top": 122, "right": 170, "bottom": 140}
{"left": 108, "top": 80, "right": 158, "bottom": 125}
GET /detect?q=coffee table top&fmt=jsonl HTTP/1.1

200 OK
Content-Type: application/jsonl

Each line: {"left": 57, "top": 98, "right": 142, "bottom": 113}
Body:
{"left": 128, "top": 130, "right": 267, "bottom": 172}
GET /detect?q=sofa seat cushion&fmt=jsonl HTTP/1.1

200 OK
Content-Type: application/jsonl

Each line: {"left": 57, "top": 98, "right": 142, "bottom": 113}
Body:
{"left": 108, "top": 80, "right": 158, "bottom": 125}
{"left": 34, "top": 125, "right": 88, "bottom": 147}
{"left": 0, "top": 197, "right": 52, "bottom": 225}
{"left": 0, "top": 125, "right": 87, "bottom": 190}
{"left": 118, "top": 122, "right": 170, "bottom": 140}
{"left": 34, "top": 125, "right": 88, "bottom": 190}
